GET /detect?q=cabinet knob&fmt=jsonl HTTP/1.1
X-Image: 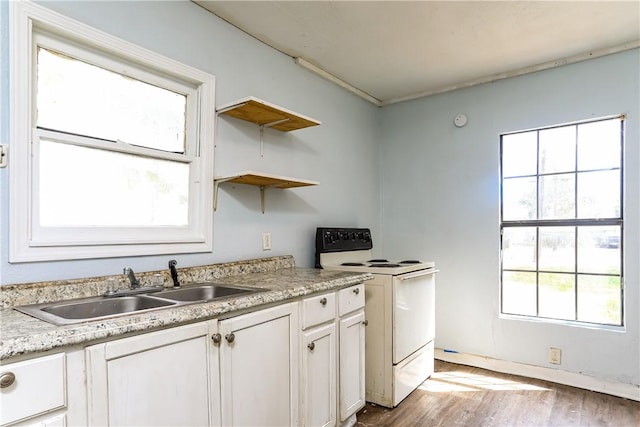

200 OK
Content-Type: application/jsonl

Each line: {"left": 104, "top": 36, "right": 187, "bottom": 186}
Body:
{"left": 320, "top": 297, "right": 327, "bottom": 306}
{"left": 211, "top": 333, "right": 222, "bottom": 344}
{"left": 226, "top": 333, "right": 236, "bottom": 344}
{"left": 362, "top": 320, "right": 369, "bottom": 326}
{"left": 0, "top": 372, "right": 15, "bottom": 389}
{"left": 307, "top": 342, "right": 315, "bottom": 351}
{"left": 353, "top": 288, "right": 360, "bottom": 295}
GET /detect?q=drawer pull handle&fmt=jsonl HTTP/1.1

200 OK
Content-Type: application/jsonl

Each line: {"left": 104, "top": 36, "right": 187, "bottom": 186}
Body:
{"left": 226, "top": 333, "right": 236, "bottom": 344}
{"left": 353, "top": 288, "right": 360, "bottom": 295}
{"left": 0, "top": 372, "right": 15, "bottom": 389}
{"left": 211, "top": 333, "right": 222, "bottom": 344}
{"left": 362, "top": 320, "right": 369, "bottom": 326}
{"left": 308, "top": 342, "right": 315, "bottom": 351}
{"left": 320, "top": 297, "right": 327, "bottom": 306}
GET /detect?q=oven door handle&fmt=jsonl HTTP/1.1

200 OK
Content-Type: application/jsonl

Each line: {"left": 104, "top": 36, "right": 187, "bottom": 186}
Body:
{"left": 397, "top": 269, "right": 439, "bottom": 281}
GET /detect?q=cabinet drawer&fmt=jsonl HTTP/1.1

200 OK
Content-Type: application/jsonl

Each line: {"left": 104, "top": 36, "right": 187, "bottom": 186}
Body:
{"left": 301, "top": 292, "right": 336, "bottom": 329}
{"left": 338, "top": 284, "right": 365, "bottom": 316}
{"left": 0, "top": 353, "right": 66, "bottom": 426}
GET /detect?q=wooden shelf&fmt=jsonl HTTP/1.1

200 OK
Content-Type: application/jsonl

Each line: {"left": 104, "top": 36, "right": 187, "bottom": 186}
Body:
{"left": 216, "top": 97, "right": 321, "bottom": 132}
{"left": 214, "top": 171, "right": 319, "bottom": 213}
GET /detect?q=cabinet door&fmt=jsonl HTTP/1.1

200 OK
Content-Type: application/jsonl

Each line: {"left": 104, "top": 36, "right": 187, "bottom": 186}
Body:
{"left": 219, "top": 302, "right": 299, "bottom": 426}
{"left": 301, "top": 322, "right": 336, "bottom": 427}
{"left": 85, "top": 321, "right": 219, "bottom": 426}
{"left": 339, "top": 309, "right": 366, "bottom": 422}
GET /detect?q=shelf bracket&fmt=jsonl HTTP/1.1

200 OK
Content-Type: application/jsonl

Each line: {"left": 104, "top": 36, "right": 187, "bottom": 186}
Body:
{"left": 260, "top": 186, "right": 266, "bottom": 213}
{"left": 213, "top": 176, "right": 239, "bottom": 211}
{"left": 258, "top": 118, "right": 290, "bottom": 157}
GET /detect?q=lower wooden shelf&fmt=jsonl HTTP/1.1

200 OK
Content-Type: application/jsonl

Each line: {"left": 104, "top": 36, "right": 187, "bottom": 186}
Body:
{"left": 214, "top": 171, "right": 319, "bottom": 213}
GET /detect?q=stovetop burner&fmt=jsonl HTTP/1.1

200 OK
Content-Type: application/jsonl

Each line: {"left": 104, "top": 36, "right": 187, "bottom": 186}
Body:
{"left": 368, "top": 258, "right": 389, "bottom": 263}
{"left": 370, "top": 263, "right": 401, "bottom": 268}
{"left": 341, "top": 262, "right": 365, "bottom": 266}
{"left": 400, "top": 260, "right": 421, "bottom": 264}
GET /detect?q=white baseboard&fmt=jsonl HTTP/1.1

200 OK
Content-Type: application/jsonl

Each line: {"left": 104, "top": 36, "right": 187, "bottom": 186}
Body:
{"left": 435, "top": 348, "right": 640, "bottom": 401}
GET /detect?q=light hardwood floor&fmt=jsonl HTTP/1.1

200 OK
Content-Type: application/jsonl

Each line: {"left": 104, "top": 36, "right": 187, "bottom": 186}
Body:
{"left": 356, "top": 360, "right": 639, "bottom": 426}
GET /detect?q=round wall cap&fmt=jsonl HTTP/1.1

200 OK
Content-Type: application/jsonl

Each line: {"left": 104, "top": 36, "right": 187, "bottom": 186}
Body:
{"left": 454, "top": 114, "right": 468, "bottom": 127}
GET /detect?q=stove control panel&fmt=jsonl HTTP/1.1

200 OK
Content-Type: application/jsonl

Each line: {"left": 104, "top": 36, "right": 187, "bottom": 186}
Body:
{"left": 315, "top": 227, "right": 373, "bottom": 253}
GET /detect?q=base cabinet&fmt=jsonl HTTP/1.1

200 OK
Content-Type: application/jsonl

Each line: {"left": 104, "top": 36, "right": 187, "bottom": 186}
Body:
{"left": 65, "top": 287, "right": 361, "bottom": 427}
{"left": 0, "top": 353, "right": 66, "bottom": 426}
{"left": 301, "top": 322, "right": 337, "bottom": 427}
{"left": 219, "top": 302, "right": 299, "bottom": 426}
{"left": 338, "top": 309, "right": 366, "bottom": 422}
{"left": 300, "top": 284, "right": 366, "bottom": 427}
{"left": 85, "top": 321, "right": 220, "bottom": 426}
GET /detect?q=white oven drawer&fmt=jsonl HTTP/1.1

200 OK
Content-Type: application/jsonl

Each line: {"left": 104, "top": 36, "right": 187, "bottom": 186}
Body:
{"left": 0, "top": 353, "right": 66, "bottom": 426}
{"left": 338, "top": 284, "right": 365, "bottom": 316}
{"left": 301, "top": 292, "right": 336, "bottom": 329}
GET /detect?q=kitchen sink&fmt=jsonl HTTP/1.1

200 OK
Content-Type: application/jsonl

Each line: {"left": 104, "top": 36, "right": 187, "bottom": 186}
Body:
{"left": 16, "top": 295, "right": 177, "bottom": 326}
{"left": 14, "top": 284, "right": 266, "bottom": 326}
{"left": 42, "top": 296, "right": 175, "bottom": 319}
{"left": 154, "top": 284, "right": 256, "bottom": 302}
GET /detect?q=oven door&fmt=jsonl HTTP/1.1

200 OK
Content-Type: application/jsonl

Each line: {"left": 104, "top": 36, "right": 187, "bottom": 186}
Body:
{"left": 392, "top": 269, "right": 436, "bottom": 364}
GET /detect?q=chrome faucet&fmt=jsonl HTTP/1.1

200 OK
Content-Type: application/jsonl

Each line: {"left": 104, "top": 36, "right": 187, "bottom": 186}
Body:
{"left": 123, "top": 267, "right": 140, "bottom": 289}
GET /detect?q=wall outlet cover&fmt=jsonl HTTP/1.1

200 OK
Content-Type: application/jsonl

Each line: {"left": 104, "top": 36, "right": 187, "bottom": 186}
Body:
{"left": 262, "top": 232, "right": 272, "bottom": 250}
{"left": 549, "top": 347, "right": 562, "bottom": 365}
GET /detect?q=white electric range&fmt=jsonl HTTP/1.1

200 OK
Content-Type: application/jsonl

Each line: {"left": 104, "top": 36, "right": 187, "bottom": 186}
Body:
{"left": 315, "top": 227, "right": 437, "bottom": 408}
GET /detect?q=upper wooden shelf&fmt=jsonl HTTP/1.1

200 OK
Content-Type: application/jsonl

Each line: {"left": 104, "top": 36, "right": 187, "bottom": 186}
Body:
{"left": 216, "top": 97, "right": 321, "bottom": 132}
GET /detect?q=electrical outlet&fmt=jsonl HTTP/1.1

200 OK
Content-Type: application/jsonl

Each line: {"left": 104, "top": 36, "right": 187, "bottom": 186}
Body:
{"left": 549, "top": 347, "right": 562, "bottom": 365}
{"left": 262, "top": 232, "right": 272, "bottom": 250}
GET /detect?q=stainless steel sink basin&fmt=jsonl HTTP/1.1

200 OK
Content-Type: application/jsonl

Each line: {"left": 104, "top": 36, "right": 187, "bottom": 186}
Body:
{"left": 16, "top": 295, "right": 177, "bottom": 326}
{"left": 154, "top": 284, "right": 257, "bottom": 302}
{"left": 42, "top": 296, "right": 175, "bottom": 319}
{"left": 15, "top": 283, "right": 266, "bottom": 325}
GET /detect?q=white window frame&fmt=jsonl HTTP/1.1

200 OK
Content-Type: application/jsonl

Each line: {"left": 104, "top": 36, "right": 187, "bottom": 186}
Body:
{"left": 9, "top": 2, "right": 215, "bottom": 262}
{"left": 499, "top": 116, "right": 624, "bottom": 327}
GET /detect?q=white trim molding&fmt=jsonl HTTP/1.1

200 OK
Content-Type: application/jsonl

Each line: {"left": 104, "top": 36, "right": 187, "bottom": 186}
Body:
{"left": 435, "top": 348, "right": 640, "bottom": 402}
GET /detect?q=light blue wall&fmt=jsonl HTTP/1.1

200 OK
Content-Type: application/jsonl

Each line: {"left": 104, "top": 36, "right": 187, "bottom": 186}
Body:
{"left": 0, "top": 1, "right": 382, "bottom": 284}
{"left": 379, "top": 49, "right": 640, "bottom": 386}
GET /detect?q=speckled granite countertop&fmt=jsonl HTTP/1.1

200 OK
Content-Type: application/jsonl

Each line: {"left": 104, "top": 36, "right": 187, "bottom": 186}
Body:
{"left": 0, "top": 256, "right": 372, "bottom": 361}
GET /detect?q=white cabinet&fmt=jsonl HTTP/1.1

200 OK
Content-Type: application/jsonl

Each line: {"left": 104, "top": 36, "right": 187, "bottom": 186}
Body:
{"left": 0, "top": 353, "right": 66, "bottom": 426}
{"left": 218, "top": 302, "right": 299, "bottom": 426}
{"left": 300, "top": 293, "right": 337, "bottom": 427}
{"left": 337, "top": 285, "right": 366, "bottom": 423}
{"left": 85, "top": 321, "right": 220, "bottom": 426}
{"left": 300, "top": 284, "right": 366, "bottom": 427}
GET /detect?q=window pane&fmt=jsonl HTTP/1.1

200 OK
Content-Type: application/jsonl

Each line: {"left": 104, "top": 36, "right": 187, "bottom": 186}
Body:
{"left": 539, "top": 174, "right": 575, "bottom": 219}
{"left": 577, "top": 170, "right": 620, "bottom": 219}
{"left": 502, "top": 132, "right": 537, "bottom": 177}
{"left": 539, "top": 273, "right": 575, "bottom": 320}
{"left": 577, "top": 275, "right": 621, "bottom": 325}
{"left": 502, "top": 271, "right": 537, "bottom": 316}
{"left": 577, "top": 119, "right": 621, "bottom": 171}
{"left": 539, "top": 227, "right": 574, "bottom": 272}
{"left": 37, "top": 47, "right": 187, "bottom": 152}
{"left": 502, "top": 228, "right": 536, "bottom": 270}
{"left": 39, "top": 140, "right": 189, "bottom": 226}
{"left": 577, "top": 226, "right": 621, "bottom": 275}
{"left": 503, "top": 177, "right": 536, "bottom": 220}
{"left": 539, "top": 126, "right": 575, "bottom": 174}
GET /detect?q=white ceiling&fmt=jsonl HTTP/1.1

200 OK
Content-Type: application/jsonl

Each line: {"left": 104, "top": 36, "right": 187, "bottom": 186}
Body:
{"left": 195, "top": 1, "right": 640, "bottom": 106}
